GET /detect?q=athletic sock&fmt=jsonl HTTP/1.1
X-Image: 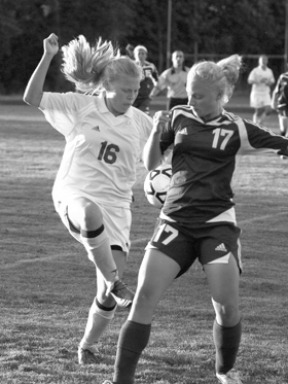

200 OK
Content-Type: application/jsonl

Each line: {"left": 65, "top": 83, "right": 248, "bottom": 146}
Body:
{"left": 80, "top": 227, "right": 119, "bottom": 284}
{"left": 113, "top": 320, "right": 151, "bottom": 384}
{"left": 213, "top": 319, "right": 242, "bottom": 374}
{"left": 79, "top": 298, "right": 116, "bottom": 351}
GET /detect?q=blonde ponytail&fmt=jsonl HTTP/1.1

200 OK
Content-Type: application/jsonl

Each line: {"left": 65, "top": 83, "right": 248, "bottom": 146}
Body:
{"left": 187, "top": 54, "right": 242, "bottom": 105}
{"left": 217, "top": 54, "right": 242, "bottom": 87}
{"left": 61, "top": 35, "right": 120, "bottom": 93}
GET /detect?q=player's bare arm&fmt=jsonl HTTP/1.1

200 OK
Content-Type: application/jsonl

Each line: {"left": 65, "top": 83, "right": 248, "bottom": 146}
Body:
{"left": 143, "top": 110, "right": 170, "bottom": 170}
{"left": 23, "top": 33, "right": 59, "bottom": 108}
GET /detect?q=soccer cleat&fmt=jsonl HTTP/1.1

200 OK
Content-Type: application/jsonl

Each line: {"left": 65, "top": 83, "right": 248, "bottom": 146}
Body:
{"left": 108, "top": 279, "right": 134, "bottom": 309}
{"left": 78, "top": 347, "right": 100, "bottom": 365}
{"left": 216, "top": 369, "right": 243, "bottom": 384}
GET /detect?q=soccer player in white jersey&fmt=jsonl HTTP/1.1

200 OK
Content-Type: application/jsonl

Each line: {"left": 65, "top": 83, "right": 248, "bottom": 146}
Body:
{"left": 248, "top": 54, "right": 275, "bottom": 125}
{"left": 103, "top": 55, "right": 288, "bottom": 384}
{"left": 23, "top": 33, "right": 152, "bottom": 365}
{"left": 150, "top": 50, "right": 189, "bottom": 109}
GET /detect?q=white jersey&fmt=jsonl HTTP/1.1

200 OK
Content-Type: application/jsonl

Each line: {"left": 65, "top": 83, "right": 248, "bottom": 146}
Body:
{"left": 39, "top": 92, "right": 152, "bottom": 208}
{"left": 248, "top": 66, "right": 275, "bottom": 108}
{"left": 157, "top": 67, "right": 189, "bottom": 99}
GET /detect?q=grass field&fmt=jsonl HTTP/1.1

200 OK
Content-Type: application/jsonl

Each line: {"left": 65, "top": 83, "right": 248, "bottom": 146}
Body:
{"left": 0, "top": 101, "right": 288, "bottom": 384}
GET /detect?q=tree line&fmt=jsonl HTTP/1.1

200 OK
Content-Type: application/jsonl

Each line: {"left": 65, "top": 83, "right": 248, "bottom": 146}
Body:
{"left": 0, "top": 0, "right": 286, "bottom": 94}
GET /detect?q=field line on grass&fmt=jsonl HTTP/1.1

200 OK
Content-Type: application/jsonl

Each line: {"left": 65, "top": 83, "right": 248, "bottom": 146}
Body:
{"left": 0, "top": 254, "right": 72, "bottom": 270}
{"left": 0, "top": 115, "right": 45, "bottom": 122}
{"left": 0, "top": 238, "right": 150, "bottom": 270}
{"left": 238, "top": 211, "right": 286, "bottom": 224}
{"left": 1, "top": 212, "right": 285, "bottom": 270}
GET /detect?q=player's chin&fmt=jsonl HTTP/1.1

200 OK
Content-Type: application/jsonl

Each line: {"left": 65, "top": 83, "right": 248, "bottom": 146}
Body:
{"left": 192, "top": 107, "right": 200, "bottom": 115}
{"left": 122, "top": 103, "right": 133, "bottom": 112}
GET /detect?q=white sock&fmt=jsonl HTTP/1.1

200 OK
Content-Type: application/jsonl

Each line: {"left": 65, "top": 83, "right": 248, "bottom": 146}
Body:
{"left": 79, "top": 300, "right": 116, "bottom": 352}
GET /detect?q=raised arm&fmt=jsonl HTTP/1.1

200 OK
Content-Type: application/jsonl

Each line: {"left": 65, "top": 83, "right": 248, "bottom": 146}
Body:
{"left": 23, "top": 33, "right": 59, "bottom": 107}
{"left": 142, "top": 111, "right": 170, "bottom": 170}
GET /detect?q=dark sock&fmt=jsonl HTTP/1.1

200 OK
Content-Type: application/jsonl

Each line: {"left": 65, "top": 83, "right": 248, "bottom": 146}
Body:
{"left": 213, "top": 319, "right": 242, "bottom": 374}
{"left": 113, "top": 320, "right": 151, "bottom": 384}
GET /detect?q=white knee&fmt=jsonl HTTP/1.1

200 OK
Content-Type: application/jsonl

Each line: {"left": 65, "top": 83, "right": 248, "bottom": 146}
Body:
{"left": 81, "top": 229, "right": 109, "bottom": 253}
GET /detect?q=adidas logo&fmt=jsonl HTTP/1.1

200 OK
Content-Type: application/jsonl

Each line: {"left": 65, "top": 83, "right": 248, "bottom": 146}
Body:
{"left": 92, "top": 126, "right": 100, "bottom": 132}
{"left": 215, "top": 243, "right": 227, "bottom": 252}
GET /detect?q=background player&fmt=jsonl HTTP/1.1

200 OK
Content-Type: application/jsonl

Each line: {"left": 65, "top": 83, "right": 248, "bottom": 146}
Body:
{"left": 103, "top": 54, "right": 288, "bottom": 384}
{"left": 247, "top": 54, "right": 275, "bottom": 125}
{"left": 271, "top": 66, "right": 288, "bottom": 137}
{"left": 133, "top": 45, "right": 158, "bottom": 114}
{"left": 150, "top": 50, "right": 189, "bottom": 109}
{"left": 23, "top": 33, "right": 152, "bottom": 365}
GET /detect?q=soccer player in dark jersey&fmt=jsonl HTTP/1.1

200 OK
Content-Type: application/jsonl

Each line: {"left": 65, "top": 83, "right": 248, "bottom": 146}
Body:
{"left": 103, "top": 55, "right": 288, "bottom": 384}
{"left": 133, "top": 45, "right": 158, "bottom": 114}
{"left": 271, "top": 68, "right": 288, "bottom": 137}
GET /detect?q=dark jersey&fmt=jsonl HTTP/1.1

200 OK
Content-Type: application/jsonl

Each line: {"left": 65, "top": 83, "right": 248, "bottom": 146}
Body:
{"left": 273, "top": 72, "right": 288, "bottom": 114}
{"left": 159, "top": 106, "right": 288, "bottom": 227}
{"left": 134, "top": 61, "right": 158, "bottom": 102}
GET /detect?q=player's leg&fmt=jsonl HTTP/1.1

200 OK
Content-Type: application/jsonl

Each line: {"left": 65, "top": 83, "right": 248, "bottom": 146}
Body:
{"left": 78, "top": 205, "right": 133, "bottom": 364}
{"left": 67, "top": 197, "right": 133, "bottom": 308}
{"left": 253, "top": 106, "right": 266, "bottom": 125}
{"left": 252, "top": 108, "right": 259, "bottom": 124}
{"left": 263, "top": 105, "right": 273, "bottom": 122}
{"left": 204, "top": 255, "right": 242, "bottom": 383}
{"left": 198, "top": 225, "right": 243, "bottom": 383}
{"left": 104, "top": 220, "right": 193, "bottom": 383}
{"left": 129, "top": 248, "right": 180, "bottom": 323}
{"left": 112, "top": 248, "right": 181, "bottom": 384}
{"left": 78, "top": 249, "right": 127, "bottom": 364}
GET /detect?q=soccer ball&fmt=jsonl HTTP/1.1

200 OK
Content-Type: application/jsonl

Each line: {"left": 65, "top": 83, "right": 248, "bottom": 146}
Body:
{"left": 144, "top": 164, "right": 172, "bottom": 208}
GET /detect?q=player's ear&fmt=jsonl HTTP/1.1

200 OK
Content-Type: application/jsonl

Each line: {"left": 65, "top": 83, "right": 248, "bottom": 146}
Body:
{"left": 216, "top": 89, "right": 224, "bottom": 101}
{"left": 103, "top": 79, "right": 112, "bottom": 91}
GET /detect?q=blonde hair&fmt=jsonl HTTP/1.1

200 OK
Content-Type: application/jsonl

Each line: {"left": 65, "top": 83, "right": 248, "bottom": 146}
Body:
{"left": 61, "top": 35, "right": 142, "bottom": 93}
{"left": 187, "top": 54, "right": 242, "bottom": 105}
{"left": 133, "top": 45, "right": 148, "bottom": 55}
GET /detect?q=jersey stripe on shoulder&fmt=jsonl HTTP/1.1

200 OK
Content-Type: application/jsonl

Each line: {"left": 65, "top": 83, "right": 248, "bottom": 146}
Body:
{"left": 171, "top": 105, "right": 200, "bottom": 125}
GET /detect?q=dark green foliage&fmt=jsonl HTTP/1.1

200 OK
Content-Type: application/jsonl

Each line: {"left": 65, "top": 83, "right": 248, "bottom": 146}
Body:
{"left": 0, "top": 0, "right": 287, "bottom": 93}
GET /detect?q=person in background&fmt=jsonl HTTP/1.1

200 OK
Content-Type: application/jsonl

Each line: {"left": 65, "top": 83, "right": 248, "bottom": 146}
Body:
{"left": 103, "top": 54, "right": 288, "bottom": 384}
{"left": 247, "top": 54, "right": 275, "bottom": 125}
{"left": 23, "top": 33, "right": 153, "bottom": 366}
{"left": 271, "top": 67, "right": 288, "bottom": 137}
{"left": 133, "top": 45, "right": 158, "bottom": 114}
{"left": 125, "top": 44, "right": 134, "bottom": 60}
{"left": 150, "top": 50, "right": 189, "bottom": 109}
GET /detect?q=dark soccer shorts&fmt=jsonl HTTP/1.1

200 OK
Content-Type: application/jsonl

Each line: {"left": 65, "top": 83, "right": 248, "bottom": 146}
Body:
{"left": 146, "top": 218, "right": 242, "bottom": 277}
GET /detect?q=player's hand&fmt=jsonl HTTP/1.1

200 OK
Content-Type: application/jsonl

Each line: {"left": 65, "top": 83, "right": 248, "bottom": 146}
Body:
{"left": 43, "top": 33, "right": 59, "bottom": 56}
{"left": 153, "top": 111, "right": 170, "bottom": 134}
{"left": 259, "top": 78, "right": 270, "bottom": 85}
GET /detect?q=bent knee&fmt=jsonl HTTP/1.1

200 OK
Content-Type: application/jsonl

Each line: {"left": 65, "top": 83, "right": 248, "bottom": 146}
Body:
{"left": 69, "top": 198, "right": 103, "bottom": 229}
{"left": 215, "top": 303, "right": 240, "bottom": 326}
{"left": 133, "top": 289, "right": 159, "bottom": 312}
